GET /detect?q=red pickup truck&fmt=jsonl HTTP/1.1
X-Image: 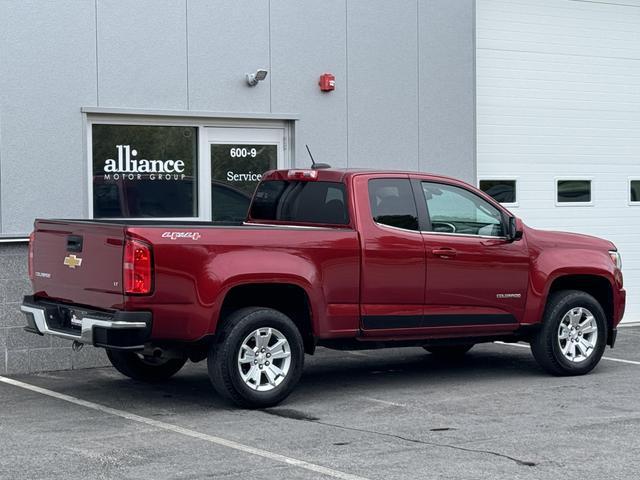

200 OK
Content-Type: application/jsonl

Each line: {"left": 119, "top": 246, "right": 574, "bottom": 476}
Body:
{"left": 22, "top": 168, "right": 626, "bottom": 408}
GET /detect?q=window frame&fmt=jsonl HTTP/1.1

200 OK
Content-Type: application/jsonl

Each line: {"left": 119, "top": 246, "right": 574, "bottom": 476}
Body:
{"left": 419, "top": 180, "right": 509, "bottom": 240}
{"left": 555, "top": 178, "right": 594, "bottom": 207}
{"left": 629, "top": 178, "right": 640, "bottom": 206}
{"left": 85, "top": 114, "right": 292, "bottom": 221}
{"left": 477, "top": 177, "right": 518, "bottom": 207}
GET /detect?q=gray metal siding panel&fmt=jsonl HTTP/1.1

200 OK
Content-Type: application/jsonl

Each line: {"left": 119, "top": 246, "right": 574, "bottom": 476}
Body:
{"left": 187, "top": 0, "right": 270, "bottom": 113}
{"left": 0, "top": 0, "right": 476, "bottom": 236}
{"left": 96, "top": 0, "right": 188, "bottom": 109}
{"left": 0, "top": 0, "right": 97, "bottom": 234}
{"left": 346, "top": 0, "right": 420, "bottom": 170}
{"left": 270, "top": 0, "right": 348, "bottom": 167}
{"left": 419, "top": 0, "right": 476, "bottom": 184}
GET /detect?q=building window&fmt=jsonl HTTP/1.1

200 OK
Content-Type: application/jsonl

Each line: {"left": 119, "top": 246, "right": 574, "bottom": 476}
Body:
{"left": 92, "top": 124, "right": 198, "bottom": 218}
{"left": 210, "top": 144, "right": 277, "bottom": 223}
{"left": 479, "top": 179, "right": 516, "bottom": 204}
{"left": 556, "top": 180, "right": 592, "bottom": 205}
{"left": 630, "top": 180, "right": 640, "bottom": 204}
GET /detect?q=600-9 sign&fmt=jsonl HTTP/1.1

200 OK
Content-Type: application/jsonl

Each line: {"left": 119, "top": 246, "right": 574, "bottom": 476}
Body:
{"left": 229, "top": 147, "right": 257, "bottom": 158}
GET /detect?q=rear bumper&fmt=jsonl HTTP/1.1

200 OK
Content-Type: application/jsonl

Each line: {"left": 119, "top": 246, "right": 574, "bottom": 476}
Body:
{"left": 21, "top": 296, "right": 152, "bottom": 350}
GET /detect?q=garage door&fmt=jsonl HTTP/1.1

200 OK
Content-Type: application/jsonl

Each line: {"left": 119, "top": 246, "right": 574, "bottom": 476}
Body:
{"left": 477, "top": 0, "right": 640, "bottom": 324}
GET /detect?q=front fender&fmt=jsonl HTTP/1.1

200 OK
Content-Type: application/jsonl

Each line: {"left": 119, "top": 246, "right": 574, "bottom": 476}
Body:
{"left": 523, "top": 248, "right": 617, "bottom": 325}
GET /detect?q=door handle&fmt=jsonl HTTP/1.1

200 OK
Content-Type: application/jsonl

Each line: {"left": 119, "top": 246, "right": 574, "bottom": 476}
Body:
{"left": 432, "top": 247, "right": 457, "bottom": 258}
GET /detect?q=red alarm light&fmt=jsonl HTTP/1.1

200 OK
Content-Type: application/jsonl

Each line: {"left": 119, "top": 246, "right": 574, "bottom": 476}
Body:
{"left": 319, "top": 73, "right": 335, "bottom": 92}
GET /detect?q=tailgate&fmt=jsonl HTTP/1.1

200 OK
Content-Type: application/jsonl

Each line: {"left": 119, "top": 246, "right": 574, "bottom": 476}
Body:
{"left": 31, "top": 220, "right": 125, "bottom": 309}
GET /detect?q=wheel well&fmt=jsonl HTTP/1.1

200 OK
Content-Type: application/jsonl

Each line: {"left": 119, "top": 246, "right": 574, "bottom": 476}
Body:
{"left": 547, "top": 275, "right": 613, "bottom": 329}
{"left": 218, "top": 283, "right": 315, "bottom": 354}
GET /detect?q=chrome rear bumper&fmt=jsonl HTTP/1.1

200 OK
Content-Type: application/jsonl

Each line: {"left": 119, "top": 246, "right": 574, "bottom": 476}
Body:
{"left": 21, "top": 296, "right": 151, "bottom": 350}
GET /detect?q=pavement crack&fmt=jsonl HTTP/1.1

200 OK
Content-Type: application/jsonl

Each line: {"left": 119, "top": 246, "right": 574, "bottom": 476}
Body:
{"left": 263, "top": 409, "right": 536, "bottom": 467}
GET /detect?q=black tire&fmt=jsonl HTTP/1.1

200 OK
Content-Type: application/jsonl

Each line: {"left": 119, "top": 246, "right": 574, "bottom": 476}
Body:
{"left": 530, "top": 289, "right": 607, "bottom": 376}
{"left": 208, "top": 307, "right": 304, "bottom": 409}
{"left": 106, "top": 349, "right": 187, "bottom": 382}
{"left": 423, "top": 344, "right": 474, "bottom": 357}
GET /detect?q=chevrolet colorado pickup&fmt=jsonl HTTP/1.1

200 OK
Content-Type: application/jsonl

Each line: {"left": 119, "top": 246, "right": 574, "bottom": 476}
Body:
{"left": 22, "top": 168, "right": 626, "bottom": 408}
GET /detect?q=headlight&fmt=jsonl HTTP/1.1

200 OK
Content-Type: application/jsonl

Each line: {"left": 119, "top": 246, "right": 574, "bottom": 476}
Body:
{"left": 609, "top": 250, "right": 622, "bottom": 270}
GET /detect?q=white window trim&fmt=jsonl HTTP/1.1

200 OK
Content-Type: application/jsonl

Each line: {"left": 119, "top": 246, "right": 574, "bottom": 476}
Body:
{"left": 477, "top": 177, "right": 519, "bottom": 207}
{"left": 555, "top": 178, "right": 594, "bottom": 207}
{"left": 629, "top": 177, "right": 640, "bottom": 206}
{"left": 84, "top": 113, "right": 293, "bottom": 221}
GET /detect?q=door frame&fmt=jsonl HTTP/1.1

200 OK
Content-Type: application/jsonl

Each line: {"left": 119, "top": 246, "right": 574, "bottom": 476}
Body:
{"left": 415, "top": 175, "right": 529, "bottom": 331}
{"left": 204, "top": 127, "right": 288, "bottom": 222}
{"left": 85, "top": 113, "right": 293, "bottom": 221}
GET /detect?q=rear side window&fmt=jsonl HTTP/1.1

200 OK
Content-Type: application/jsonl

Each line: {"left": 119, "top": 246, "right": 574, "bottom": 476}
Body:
{"left": 368, "top": 179, "right": 419, "bottom": 231}
{"left": 250, "top": 180, "right": 349, "bottom": 225}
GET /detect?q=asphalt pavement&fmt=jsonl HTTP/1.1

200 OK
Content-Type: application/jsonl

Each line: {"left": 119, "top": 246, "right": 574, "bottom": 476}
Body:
{"left": 1, "top": 326, "right": 640, "bottom": 480}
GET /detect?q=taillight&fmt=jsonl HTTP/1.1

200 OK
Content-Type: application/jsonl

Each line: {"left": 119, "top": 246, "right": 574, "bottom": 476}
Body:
{"left": 124, "top": 238, "right": 152, "bottom": 295}
{"left": 28, "top": 231, "right": 35, "bottom": 281}
{"left": 287, "top": 169, "right": 318, "bottom": 180}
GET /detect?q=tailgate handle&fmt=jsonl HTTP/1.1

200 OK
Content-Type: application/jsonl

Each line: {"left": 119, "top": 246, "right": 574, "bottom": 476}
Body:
{"left": 67, "top": 235, "right": 83, "bottom": 253}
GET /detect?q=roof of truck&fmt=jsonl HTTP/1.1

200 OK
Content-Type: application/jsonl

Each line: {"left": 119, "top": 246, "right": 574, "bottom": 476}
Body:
{"left": 262, "top": 168, "right": 464, "bottom": 185}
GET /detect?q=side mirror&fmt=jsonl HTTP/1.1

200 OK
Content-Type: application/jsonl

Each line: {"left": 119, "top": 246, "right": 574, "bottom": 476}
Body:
{"left": 508, "top": 216, "right": 523, "bottom": 242}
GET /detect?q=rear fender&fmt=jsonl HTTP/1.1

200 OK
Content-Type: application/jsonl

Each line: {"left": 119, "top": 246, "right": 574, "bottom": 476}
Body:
{"left": 206, "top": 250, "right": 323, "bottom": 335}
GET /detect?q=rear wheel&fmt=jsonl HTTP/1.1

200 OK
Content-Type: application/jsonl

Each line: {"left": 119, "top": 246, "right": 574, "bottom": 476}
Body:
{"left": 423, "top": 344, "right": 474, "bottom": 357}
{"left": 106, "top": 349, "right": 187, "bottom": 382}
{"left": 208, "top": 307, "right": 304, "bottom": 408}
{"left": 530, "top": 290, "right": 607, "bottom": 376}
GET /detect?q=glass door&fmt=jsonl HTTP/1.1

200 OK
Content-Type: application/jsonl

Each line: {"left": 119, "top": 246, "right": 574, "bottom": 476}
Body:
{"left": 205, "top": 127, "right": 285, "bottom": 223}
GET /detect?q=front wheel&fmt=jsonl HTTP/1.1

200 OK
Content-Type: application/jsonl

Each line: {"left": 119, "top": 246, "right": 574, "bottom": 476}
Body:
{"left": 208, "top": 307, "right": 304, "bottom": 408}
{"left": 106, "top": 349, "right": 187, "bottom": 382}
{"left": 530, "top": 290, "right": 607, "bottom": 376}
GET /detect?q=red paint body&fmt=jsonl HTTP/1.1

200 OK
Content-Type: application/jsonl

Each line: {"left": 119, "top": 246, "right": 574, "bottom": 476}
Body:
{"left": 29, "top": 170, "right": 626, "bottom": 346}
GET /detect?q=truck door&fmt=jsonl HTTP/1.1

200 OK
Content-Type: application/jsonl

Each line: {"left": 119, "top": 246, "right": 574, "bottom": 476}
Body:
{"left": 418, "top": 180, "right": 530, "bottom": 333}
{"left": 355, "top": 175, "right": 426, "bottom": 334}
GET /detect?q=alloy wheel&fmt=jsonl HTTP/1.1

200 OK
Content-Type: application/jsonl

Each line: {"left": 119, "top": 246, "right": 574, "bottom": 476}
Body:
{"left": 237, "top": 327, "right": 292, "bottom": 391}
{"left": 557, "top": 307, "right": 599, "bottom": 363}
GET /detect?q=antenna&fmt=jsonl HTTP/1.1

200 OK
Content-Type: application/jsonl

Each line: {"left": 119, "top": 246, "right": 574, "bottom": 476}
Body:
{"left": 305, "top": 144, "right": 316, "bottom": 168}
{"left": 305, "top": 144, "right": 331, "bottom": 170}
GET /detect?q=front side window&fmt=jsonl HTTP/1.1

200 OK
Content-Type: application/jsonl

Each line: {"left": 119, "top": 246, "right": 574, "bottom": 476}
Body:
{"left": 92, "top": 124, "right": 198, "bottom": 218}
{"left": 250, "top": 181, "right": 349, "bottom": 225}
{"left": 479, "top": 179, "right": 516, "bottom": 204}
{"left": 557, "top": 180, "right": 591, "bottom": 204}
{"left": 368, "top": 179, "right": 419, "bottom": 231}
{"left": 422, "top": 182, "right": 504, "bottom": 237}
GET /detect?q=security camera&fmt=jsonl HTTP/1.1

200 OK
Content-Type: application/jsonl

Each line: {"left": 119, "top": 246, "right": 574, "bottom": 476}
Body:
{"left": 246, "top": 69, "right": 268, "bottom": 86}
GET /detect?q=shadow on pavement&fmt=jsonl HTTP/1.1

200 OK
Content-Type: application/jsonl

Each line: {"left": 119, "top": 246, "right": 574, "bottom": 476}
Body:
{"left": 16, "top": 346, "right": 546, "bottom": 412}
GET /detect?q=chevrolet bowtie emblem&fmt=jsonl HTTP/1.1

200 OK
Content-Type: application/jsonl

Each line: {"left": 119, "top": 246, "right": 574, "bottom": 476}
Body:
{"left": 63, "top": 254, "right": 83, "bottom": 269}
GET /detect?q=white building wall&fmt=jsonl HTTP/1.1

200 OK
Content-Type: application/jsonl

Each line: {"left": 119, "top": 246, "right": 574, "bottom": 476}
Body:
{"left": 477, "top": 0, "right": 640, "bottom": 323}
